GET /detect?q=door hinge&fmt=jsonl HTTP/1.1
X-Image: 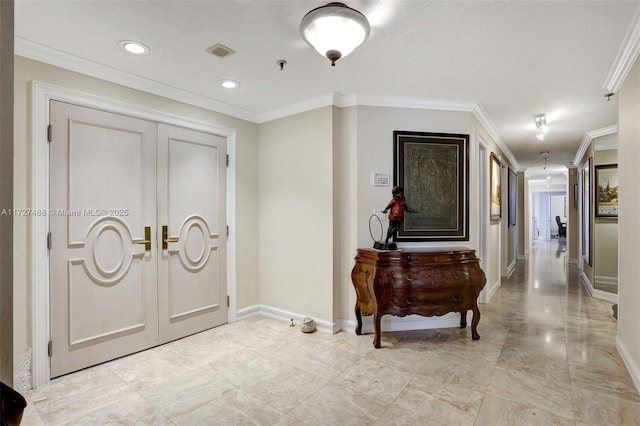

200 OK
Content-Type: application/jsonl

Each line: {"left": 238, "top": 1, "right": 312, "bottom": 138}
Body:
{"left": 47, "top": 340, "right": 53, "bottom": 357}
{"left": 47, "top": 232, "right": 52, "bottom": 251}
{"left": 226, "top": 154, "right": 229, "bottom": 167}
{"left": 227, "top": 295, "right": 230, "bottom": 307}
{"left": 226, "top": 225, "right": 229, "bottom": 237}
{"left": 47, "top": 124, "right": 52, "bottom": 143}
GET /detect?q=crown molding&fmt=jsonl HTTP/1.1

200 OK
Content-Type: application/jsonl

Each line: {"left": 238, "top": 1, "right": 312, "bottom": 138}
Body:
{"left": 339, "top": 94, "right": 476, "bottom": 111}
{"left": 333, "top": 94, "right": 521, "bottom": 171}
{"left": 16, "top": 38, "right": 520, "bottom": 169}
{"left": 573, "top": 124, "right": 618, "bottom": 166}
{"left": 604, "top": 5, "right": 640, "bottom": 93}
{"left": 256, "top": 92, "right": 340, "bottom": 123}
{"left": 15, "top": 37, "right": 259, "bottom": 123}
{"left": 472, "top": 104, "right": 520, "bottom": 171}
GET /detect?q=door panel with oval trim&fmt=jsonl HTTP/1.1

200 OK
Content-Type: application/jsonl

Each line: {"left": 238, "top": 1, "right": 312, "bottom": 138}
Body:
{"left": 49, "top": 101, "right": 227, "bottom": 377}
{"left": 157, "top": 124, "right": 228, "bottom": 343}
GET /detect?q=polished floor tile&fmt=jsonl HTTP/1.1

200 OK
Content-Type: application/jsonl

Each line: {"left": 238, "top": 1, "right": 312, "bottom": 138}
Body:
{"left": 21, "top": 240, "right": 639, "bottom": 425}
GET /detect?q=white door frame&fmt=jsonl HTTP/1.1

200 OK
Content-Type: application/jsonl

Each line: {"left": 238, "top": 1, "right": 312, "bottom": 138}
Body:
{"left": 31, "top": 81, "right": 237, "bottom": 387}
{"left": 476, "top": 134, "right": 490, "bottom": 304}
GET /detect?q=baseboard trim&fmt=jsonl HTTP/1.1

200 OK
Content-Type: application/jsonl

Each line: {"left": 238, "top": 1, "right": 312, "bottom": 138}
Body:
{"left": 238, "top": 304, "right": 478, "bottom": 335}
{"left": 342, "top": 312, "right": 467, "bottom": 335}
{"left": 591, "top": 289, "right": 618, "bottom": 303}
{"left": 505, "top": 260, "right": 516, "bottom": 278}
{"left": 616, "top": 336, "right": 640, "bottom": 396}
{"left": 595, "top": 276, "right": 619, "bottom": 285}
{"left": 487, "top": 278, "right": 501, "bottom": 303}
{"left": 236, "top": 304, "right": 339, "bottom": 334}
{"left": 581, "top": 272, "right": 594, "bottom": 296}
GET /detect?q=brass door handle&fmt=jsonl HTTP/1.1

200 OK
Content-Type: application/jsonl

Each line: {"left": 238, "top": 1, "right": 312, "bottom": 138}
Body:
{"left": 133, "top": 226, "right": 152, "bottom": 251}
{"left": 162, "top": 225, "right": 179, "bottom": 250}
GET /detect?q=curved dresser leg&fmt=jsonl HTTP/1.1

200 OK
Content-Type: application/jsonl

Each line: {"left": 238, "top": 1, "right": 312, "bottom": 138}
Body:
{"left": 460, "top": 310, "right": 467, "bottom": 328}
{"left": 373, "top": 313, "right": 382, "bottom": 348}
{"left": 471, "top": 305, "right": 481, "bottom": 340}
{"left": 355, "top": 305, "right": 363, "bottom": 335}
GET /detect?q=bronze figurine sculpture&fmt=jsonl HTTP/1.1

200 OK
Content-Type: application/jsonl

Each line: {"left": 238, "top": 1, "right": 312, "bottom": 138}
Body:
{"left": 381, "top": 186, "right": 417, "bottom": 250}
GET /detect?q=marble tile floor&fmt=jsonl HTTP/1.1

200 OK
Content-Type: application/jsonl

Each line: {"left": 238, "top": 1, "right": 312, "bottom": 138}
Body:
{"left": 21, "top": 240, "right": 639, "bottom": 425}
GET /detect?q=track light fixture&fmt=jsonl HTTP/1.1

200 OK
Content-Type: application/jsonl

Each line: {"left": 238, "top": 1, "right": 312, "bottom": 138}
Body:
{"left": 534, "top": 114, "right": 547, "bottom": 141}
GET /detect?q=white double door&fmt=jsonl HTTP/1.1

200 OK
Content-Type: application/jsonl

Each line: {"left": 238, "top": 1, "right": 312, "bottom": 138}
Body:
{"left": 49, "top": 101, "right": 228, "bottom": 377}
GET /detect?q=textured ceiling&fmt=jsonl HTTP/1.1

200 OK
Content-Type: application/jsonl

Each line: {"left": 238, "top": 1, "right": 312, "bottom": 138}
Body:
{"left": 15, "top": 0, "right": 638, "bottom": 181}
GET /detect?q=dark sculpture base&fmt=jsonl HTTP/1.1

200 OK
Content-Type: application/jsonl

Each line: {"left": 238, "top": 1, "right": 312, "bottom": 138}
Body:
{"left": 373, "top": 241, "right": 398, "bottom": 250}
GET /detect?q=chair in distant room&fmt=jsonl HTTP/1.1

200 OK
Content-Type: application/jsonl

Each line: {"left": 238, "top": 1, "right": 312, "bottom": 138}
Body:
{"left": 556, "top": 215, "right": 567, "bottom": 238}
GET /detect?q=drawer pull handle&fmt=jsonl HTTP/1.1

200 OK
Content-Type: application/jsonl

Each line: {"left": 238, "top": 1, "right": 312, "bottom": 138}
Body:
{"left": 451, "top": 294, "right": 463, "bottom": 302}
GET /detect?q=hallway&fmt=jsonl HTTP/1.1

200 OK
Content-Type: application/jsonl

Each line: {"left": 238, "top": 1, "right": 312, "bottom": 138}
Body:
{"left": 20, "top": 241, "right": 639, "bottom": 425}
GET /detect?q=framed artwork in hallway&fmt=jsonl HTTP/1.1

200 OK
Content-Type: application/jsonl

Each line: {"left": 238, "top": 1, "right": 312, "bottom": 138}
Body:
{"left": 508, "top": 167, "right": 517, "bottom": 227}
{"left": 392, "top": 131, "right": 469, "bottom": 241}
{"left": 582, "top": 158, "right": 593, "bottom": 266}
{"left": 490, "top": 152, "right": 502, "bottom": 220}
{"left": 595, "top": 164, "right": 618, "bottom": 217}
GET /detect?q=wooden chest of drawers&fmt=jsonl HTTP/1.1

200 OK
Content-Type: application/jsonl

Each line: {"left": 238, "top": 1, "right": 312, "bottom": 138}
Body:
{"left": 351, "top": 248, "right": 486, "bottom": 348}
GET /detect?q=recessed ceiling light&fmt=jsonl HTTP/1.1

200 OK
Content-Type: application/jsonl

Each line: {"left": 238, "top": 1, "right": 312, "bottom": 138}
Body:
{"left": 118, "top": 40, "right": 151, "bottom": 55}
{"left": 218, "top": 79, "right": 240, "bottom": 89}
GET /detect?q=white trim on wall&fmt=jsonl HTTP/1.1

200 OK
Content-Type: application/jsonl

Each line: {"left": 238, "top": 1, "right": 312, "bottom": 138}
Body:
{"left": 476, "top": 134, "right": 492, "bottom": 304}
{"left": 342, "top": 313, "right": 469, "bottom": 336}
{"left": 16, "top": 39, "right": 521, "bottom": 171}
{"left": 237, "top": 304, "right": 475, "bottom": 338}
{"left": 574, "top": 125, "right": 618, "bottom": 167}
{"left": 604, "top": 5, "right": 640, "bottom": 93}
{"left": 31, "top": 81, "right": 238, "bottom": 387}
{"left": 236, "top": 304, "right": 338, "bottom": 334}
{"left": 505, "top": 259, "right": 516, "bottom": 278}
{"left": 616, "top": 336, "right": 640, "bottom": 395}
{"left": 591, "top": 290, "right": 618, "bottom": 304}
{"left": 581, "top": 272, "right": 594, "bottom": 296}
{"left": 16, "top": 38, "right": 258, "bottom": 123}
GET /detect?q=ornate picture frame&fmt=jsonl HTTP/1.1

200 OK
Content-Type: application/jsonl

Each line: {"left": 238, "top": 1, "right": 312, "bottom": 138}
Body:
{"left": 595, "top": 164, "right": 618, "bottom": 218}
{"left": 508, "top": 167, "right": 517, "bottom": 227}
{"left": 393, "top": 131, "right": 469, "bottom": 241}
{"left": 582, "top": 158, "right": 593, "bottom": 266}
{"left": 490, "top": 152, "right": 502, "bottom": 220}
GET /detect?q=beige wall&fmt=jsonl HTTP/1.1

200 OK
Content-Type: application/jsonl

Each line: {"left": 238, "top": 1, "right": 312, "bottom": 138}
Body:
{"left": 343, "top": 107, "right": 508, "bottom": 313}
{"left": 13, "top": 57, "right": 260, "bottom": 369}
{"left": 355, "top": 107, "right": 479, "bottom": 249}
{"left": 334, "top": 106, "right": 358, "bottom": 323}
{"left": 14, "top": 56, "right": 514, "bottom": 380}
{"left": 258, "top": 107, "right": 335, "bottom": 322}
{"left": 473, "top": 117, "right": 511, "bottom": 291}
{"left": 617, "top": 56, "right": 640, "bottom": 376}
{"left": 1, "top": 0, "right": 14, "bottom": 385}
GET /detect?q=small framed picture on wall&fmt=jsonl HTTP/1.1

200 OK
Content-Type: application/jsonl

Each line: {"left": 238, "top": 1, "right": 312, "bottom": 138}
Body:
{"left": 490, "top": 152, "right": 502, "bottom": 220}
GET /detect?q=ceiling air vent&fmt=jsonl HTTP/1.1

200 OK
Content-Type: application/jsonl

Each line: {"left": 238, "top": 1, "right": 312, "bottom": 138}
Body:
{"left": 206, "top": 43, "right": 235, "bottom": 58}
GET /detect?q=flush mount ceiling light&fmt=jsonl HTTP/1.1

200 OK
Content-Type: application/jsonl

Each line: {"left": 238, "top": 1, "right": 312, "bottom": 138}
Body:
{"left": 118, "top": 40, "right": 151, "bottom": 55}
{"left": 300, "top": 2, "right": 370, "bottom": 66}
{"left": 218, "top": 79, "right": 240, "bottom": 89}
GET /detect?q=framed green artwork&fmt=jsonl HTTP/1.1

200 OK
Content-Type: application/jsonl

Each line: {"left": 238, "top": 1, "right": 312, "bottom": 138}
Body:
{"left": 393, "top": 131, "right": 469, "bottom": 241}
